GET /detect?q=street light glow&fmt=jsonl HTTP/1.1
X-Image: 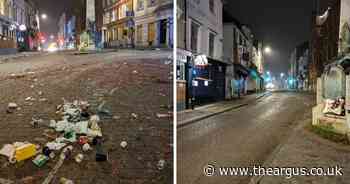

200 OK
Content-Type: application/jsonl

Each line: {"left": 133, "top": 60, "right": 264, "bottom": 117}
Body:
{"left": 264, "top": 47, "right": 271, "bottom": 54}
{"left": 41, "top": 14, "right": 47, "bottom": 19}
{"left": 280, "top": 73, "right": 285, "bottom": 77}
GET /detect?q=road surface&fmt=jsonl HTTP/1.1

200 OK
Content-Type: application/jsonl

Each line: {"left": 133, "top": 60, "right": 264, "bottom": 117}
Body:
{"left": 178, "top": 92, "right": 315, "bottom": 184}
{"left": 0, "top": 50, "right": 173, "bottom": 184}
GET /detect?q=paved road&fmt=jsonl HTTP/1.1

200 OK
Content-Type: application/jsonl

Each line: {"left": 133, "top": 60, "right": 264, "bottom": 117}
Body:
{"left": 0, "top": 50, "right": 171, "bottom": 77}
{"left": 178, "top": 92, "right": 315, "bottom": 184}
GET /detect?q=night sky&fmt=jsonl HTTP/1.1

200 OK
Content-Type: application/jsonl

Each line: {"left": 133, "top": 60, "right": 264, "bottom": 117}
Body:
{"left": 225, "top": 0, "right": 315, "bottom": 76}
{"left": 32, "top": 0, "right": 74, "bottom": 36}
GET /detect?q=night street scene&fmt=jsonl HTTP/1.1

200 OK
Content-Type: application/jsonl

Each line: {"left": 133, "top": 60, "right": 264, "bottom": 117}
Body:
{"left": 0, "top": 0, "right": 173, "bottom": 184}
{"left": 177, "top": 0, "right": 350, "bottom": 183}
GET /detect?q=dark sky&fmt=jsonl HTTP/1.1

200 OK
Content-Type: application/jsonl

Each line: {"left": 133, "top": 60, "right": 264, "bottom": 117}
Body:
{"left": 32, "top": 0, "right": 75, "bottom": 36}
{"left": 225, "top": 0, "right": 315, "bottom": 75}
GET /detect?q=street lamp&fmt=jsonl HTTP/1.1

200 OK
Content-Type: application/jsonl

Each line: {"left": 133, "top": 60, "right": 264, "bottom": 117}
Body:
{"left": 280, "top": 73, "right": 285, "bottom": 78}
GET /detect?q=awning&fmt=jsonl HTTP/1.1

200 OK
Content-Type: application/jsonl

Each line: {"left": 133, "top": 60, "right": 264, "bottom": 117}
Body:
{"left": 234, "top": 63, "right": 249, "bottom": 77}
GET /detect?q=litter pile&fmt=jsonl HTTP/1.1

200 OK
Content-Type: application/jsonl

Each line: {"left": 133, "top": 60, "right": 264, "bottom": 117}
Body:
{"left": 0, "top": 100, "right": 107, "bottom": 183}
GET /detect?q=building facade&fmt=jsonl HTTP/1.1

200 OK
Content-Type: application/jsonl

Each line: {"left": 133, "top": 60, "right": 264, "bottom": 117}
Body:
{"left": 0, "top": 0, "right": 38, "bottom": 54}
{"left": 57, "top": 13, "right": 66, "bottom": 49}
{"left": 223, "top": 12, "right": 264, "bottom": 99}
{"left": 290, "top": 41, "right": 310, "bottom": 90}
{"left": 176, "top": 0, "right": 225, "bottom": 110}
{"left": 134, "top": 0, "right": 173, "bottom": 48}
{"left": 102, "top": 0, "right": 134, "bottom": 48}
{"left": 310, "top": 0, "right": 340, "bottom": 91}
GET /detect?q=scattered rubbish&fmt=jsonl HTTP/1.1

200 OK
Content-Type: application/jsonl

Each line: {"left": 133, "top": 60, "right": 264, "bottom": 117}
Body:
{"left": 78, "top": 136, "right": 89, "bottom": 145}
{"left": 97, "top": 101, "right": 112, "bottom": 118}
{"left": 157, "top": 159, "right": 166, "bottom": 170}
{"left": 132, "top": 70, "right": 138, "bottom": 74}
{"left": 42, "top": 148, "right": 68, "bottom": 184}
{"left": 49, "top": 152, "right": 56, "bottom": 159}
{"left": 95, "top": 141, "right": 108, "bottom": 162}
{"left": 49, "top": 120, "right": 56, "bottom": 128}
{"left": 46, "top": 142, "right": 66, "bottom": 151}
{"left": 156, "top": 113, "right": 172, "bottom": 118}
{"left": 9, "top": 73, "right": 25, "bottom": 79}
{"left": 15, "top": 143, "right": 36, "bottom": 162}
{"left": 113, "top": 116, "right": 121, "bottom": 120}
{"left": 82, "top": 143, "right": 91, "bottom": 152}
{"left": 131, "top": 113, "right": 138, "bottom": 119}
{"left": 63, "top": 131, "right": 77, "bottom": 142}
{"left": 32, "top": 154, "right": 49, "bottom": 167}
{"left": 87, "top": 115, "right": 102, "bottom": 137}
{"left": 7, "top": 103, "right": 18, "bottom": 113}
{"left": 42, "top": 146, "right": 52, "bottom": 156}
{"left": 74, "top": 154, "right": 84, "bottom": 163}
{"left": 92, "top": 137, "right": 100, "bottom": 146}
{"left": 38, "top": 91, "right": 43, "bottom": 96}
{"left": 39, "top": 98, "right": 48, "bottom": 102}
{"left": 0, "top": 144, "right": 15, "bottom": 161}
{"left": 120, "top": 141, "right": 127, "bottom": 149}
{"left": 30, "top": 85, "right": 34, "bottom": 88}
{"left": 59, "top": 177, "right": 74, "bottom": 184}
{"left": 25, "top": 97, "right": 33, "bottom": 101}
{"left": 62, "top": 146, "right": 73, "bottom": 159}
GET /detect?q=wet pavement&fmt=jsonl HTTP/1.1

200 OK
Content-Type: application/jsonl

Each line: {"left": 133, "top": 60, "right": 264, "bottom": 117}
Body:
{"left": 177, "top": 91, "right": 315, "bottom": 184}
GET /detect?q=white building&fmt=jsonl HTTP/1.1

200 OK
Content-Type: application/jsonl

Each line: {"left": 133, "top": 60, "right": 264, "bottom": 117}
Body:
{"left": 134, "top": 0, "right": 173, "bottom": 48}
{"left": 223, "top": 14, "right": 264, "bottom": 99}
{"left": 186, "top": 0, "right": 223, "bottom": 61}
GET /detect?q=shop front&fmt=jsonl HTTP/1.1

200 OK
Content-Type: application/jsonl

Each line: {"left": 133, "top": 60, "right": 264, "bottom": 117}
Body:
{"left": 188, "top": 55, "right": 226, "bottom": 107}
{"left": 176, "top": 48, "right": 192, "bottom": 111}
{"left": 233, "top": 63, "right": 249, "bottom": 97}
